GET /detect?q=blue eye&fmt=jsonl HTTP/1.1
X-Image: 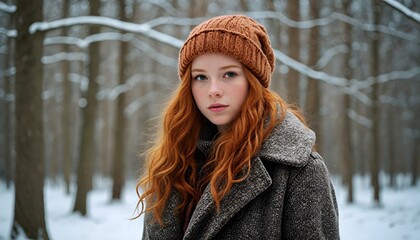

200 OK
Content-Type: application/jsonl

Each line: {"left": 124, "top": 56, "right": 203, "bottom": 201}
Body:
{"left": 224, "top": 72, "right": 237, "bottom": 78}
{"left": 193, "top": 75, "right": 207, "bottom": 81}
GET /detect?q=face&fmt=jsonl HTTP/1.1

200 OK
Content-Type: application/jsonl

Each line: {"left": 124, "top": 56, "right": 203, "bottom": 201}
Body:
{"left": 191, "top": 53, "right": 249, "bottom": 132}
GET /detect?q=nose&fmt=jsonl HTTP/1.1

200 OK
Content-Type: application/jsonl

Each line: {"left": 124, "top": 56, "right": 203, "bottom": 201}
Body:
{"left": 208, "top": 79, "right": 223, "bottom": 97}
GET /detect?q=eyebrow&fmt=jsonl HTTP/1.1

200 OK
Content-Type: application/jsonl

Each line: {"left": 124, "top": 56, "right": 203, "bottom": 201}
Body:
{"left": 191, "top": 65, "right": 242, "bottom": 73}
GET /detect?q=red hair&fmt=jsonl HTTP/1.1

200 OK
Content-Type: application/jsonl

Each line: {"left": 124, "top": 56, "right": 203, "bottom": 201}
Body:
{"left": 135, "top": 65, "right": 306, "bottom": 225}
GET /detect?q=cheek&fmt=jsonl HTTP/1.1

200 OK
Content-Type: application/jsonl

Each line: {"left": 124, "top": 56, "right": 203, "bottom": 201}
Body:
{"left": 191, "top": 84, "right": 203, "bottom": 105}
{"left": 235, "top": 82, "right": 249, "bottom": 104}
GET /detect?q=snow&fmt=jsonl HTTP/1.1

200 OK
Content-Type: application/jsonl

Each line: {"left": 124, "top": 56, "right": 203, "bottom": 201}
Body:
{"left": 246, "top": 11, "right": 418, "bottom": 43}
{"left": 335, "top": 176, "right": 420, "bottom": 240}
{"left": 383, "top": 0, "right": 420, "bottom": 24}
{"left": 0, "top": 180, "right": 143, "bottom": 240}
{"left": 29, "top": 16, "right": 186, "bottom": 48}
{"left": 0, "top": 2, "right": 16, "bottom": 14}
{"left": 1, "top": 176, "right": 419, "bottom": 239}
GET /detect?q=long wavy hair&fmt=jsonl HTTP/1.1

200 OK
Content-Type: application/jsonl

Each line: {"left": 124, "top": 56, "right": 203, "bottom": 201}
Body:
{"left": 135, "top": 65, "right": 307, "bottom": 225}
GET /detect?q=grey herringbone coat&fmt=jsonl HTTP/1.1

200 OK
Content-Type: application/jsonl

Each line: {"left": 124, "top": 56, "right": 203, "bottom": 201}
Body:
{"left": 142, "top": 113, "right": 340, "bottom": 240}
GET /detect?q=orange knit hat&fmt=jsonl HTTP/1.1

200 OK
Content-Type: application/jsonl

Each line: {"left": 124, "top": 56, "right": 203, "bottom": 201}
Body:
{"left": 178, "top": 15, "right": 275, "bottom": 88}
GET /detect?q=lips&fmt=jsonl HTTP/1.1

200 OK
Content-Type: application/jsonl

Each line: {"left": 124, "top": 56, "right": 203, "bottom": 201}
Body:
{"left": 208, "top": 103, "right": 228, "bottom": 112}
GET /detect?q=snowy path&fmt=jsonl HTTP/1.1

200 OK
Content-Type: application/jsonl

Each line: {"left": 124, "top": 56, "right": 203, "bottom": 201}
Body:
{"left": 1, "top": 177, "right": 419, "bottom": 239}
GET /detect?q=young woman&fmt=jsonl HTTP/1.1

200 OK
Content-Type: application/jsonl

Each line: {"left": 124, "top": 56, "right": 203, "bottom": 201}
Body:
{"left": 136, "top": 15, "right": 340, "bottom": 239}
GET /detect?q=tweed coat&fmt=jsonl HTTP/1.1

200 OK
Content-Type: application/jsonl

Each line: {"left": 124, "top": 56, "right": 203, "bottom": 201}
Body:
{"left": 142, "top": 113, "right": 340, "bottom": 240}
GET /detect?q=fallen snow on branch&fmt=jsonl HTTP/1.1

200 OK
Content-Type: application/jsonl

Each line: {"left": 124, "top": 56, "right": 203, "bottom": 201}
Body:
{"left": 383, "top": 0, "right": 420, "bottom": 23}
{"left": 353, "top": 67, "right": 420, "bottom": 89}
{"left": 316, "top": 44, "right": 349, "bottom": 69}
{"left": 124, "top": 91, "right": 159, "bottom": 117}
{"left": 0, "top": 2, "right": 16, "bottom": 13}
{"left": 0, "top": 67, "right": 15, "bottom": 78}
{"left": 44, "top": 32, "right": 178, "bottom": 67}
{"left": 29, "top": 16, "right": 184, "bottom": 48}
{"left": 247, "top": 11, "right": 419, "bottom": 43}
{"left": 44, "top": 32, "right": 129, "bottom": 48}
{"left": 348, "top": 109, "right": 373, "bottom": 128}
{"left": 0, "top": 27, "right": 17, "bottom": 38}
{"left": 42, "top": 52, "right": 87, "bottom": 64}
{"left": 275, "top": 49, "right": 348, "bottom": 87}
{"left": 104, "top": 73, "right": 169, "bottom": 101}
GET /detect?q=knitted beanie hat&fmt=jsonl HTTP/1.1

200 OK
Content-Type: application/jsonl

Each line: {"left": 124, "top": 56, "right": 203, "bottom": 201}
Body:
{"left": 178, "top": 15, "right": 275, "bottom": 88}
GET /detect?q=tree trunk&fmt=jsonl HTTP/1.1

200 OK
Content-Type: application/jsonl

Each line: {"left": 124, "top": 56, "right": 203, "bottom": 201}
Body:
{"left": 48, "top": 80, "right": 59, "bottom": 184}
{"left": 388, "top": 104, "right": 396, "bottom": 187}
{"left": 4, "top": 65, "right": 13, "bottom": 189}
{"left": 73, "top": 0, "right": 101, "bottom": 215}
{"left": 111, "top": 0, "right": 129, "bottom": 200}
{"left": 61, "top": 0, "right": 73, "bottom": 195}
{"left": 342, "top": 0, "right": 354, "bottom": 203}
{"left": 371, "top": 0, "right": 382, "bottom": 205}
{"left": 286, "top": 0, "right": 300, "bottom": 105}
{"left": 304, "top": 0, "right": 321, "bottom": 153}
{"left": 411, "top": 106, "right": 419, "bottom": 186}
{"left": 11, "top": 0, "right": 50, "bottom": 239}
{"left": 265, "top": 0, "right": 282, "bottom": 95}
{"left": 4, "top": 6, "right": 15, "bottom": 189}
{"left": 412, "top": 140, "right": 419, "bottom": 186}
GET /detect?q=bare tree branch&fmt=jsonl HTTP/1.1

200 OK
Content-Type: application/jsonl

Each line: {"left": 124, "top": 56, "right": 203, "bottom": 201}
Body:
{"left": 18, "top": 15, "right": 420, "bottom": 109}
{"left": 44, "top": 32, "right": 177, "bottom": 67}
{"left": 383, "top": 0, "right": 420, "bottom": 24}
{"left": 247, "top": 10, "right": 419, "bottom": 43}
{"left": 29, "top": 16, "right": 185, "bottom": 47}
{"left": 348, "top": 109, "right": 373, "bottom": 128}
{"left": 0, "top": 27, "right": 17, "bottom": 37}
{"left": 41, "top": 52, "right": 87, "bottom": 64}
{"left": 97, "top": 73, "right": 170, "bottom": 101}
{"left": 124, "top": 91, "right": 160, "bottom": 117}
{"left": 0, "top": 2, "right": 16, "bottom": 13}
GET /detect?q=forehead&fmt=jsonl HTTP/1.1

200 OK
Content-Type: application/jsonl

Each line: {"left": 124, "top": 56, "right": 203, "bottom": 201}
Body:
{"left": 191, "top": 53, "right": 242, "bottom": 70}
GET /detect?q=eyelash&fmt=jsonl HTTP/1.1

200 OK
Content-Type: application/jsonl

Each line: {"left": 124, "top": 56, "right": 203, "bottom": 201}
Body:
{"left": 224, "top": 71, "right": 237, "bottom": 78}
{"left": 193, "top": 74, "right": 207, "bottom": 81}
{"left": 193, "top": 72, "right": 237, "bottom": 81}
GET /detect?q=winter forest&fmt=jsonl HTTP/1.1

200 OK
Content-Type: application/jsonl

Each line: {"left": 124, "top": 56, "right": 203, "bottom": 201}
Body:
{"left": 0, "top": 0, "right": 419, "bottom": 239}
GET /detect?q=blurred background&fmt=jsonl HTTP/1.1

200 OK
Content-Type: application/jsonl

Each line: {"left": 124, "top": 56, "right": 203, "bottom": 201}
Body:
{"left": 0, "top": 0, "right": 419, "bottom": 239}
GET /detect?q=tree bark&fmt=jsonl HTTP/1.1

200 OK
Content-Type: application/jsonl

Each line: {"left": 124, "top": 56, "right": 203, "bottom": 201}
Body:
{"left": 371, "top": 0, "right": 382, "bottom": 205}
{"left": 286, "top": 0, "right": 300, "bottom": 105}
{"left": 388, "top": 103, "right": 396, "bottom": 187}
{"left": 4, "top": 5, "right": 15, "bottom": 189}
{"left": 342, "top": 0, "right": 354, "bottom": 203}
{"left": 304, "top": 0, "right": 322, "bottom": 153}
{"left": 61, "top": 0, "right": 73, "bottom": 195}
{"left": 11, "top": 0, "right": 50, "bottom": 239}
{"left": 265, "top": 0, "right": 282, "bottom": 94}
{"left": 111, "top": 0, "right": 129, "bottom": 200}
{"left": 73, "top": 0, "right": 101, "bottom": 215}
{"left": 411, "top": 104, "right": 419, "bottom": 186}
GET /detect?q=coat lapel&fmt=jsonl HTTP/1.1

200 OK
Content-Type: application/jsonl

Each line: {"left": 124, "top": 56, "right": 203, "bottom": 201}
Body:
{"left": 183, "top": 156, "right": 272, "bottom": 240}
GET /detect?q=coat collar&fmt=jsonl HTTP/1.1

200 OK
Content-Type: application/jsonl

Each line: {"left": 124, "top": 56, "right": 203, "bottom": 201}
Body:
{"left": 183, "top": 156, "right": 272, "bottom": 240}
{"left": 197, "top": 111, "right": 316, "bottom": 168}
{"left": 257, "top": 111, "right": 315, "bottom": 167}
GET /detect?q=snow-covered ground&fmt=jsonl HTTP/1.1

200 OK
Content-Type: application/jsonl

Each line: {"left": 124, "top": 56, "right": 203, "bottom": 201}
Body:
{"left": 1, "top": 176, "right": 419, "bottom": 240}
{"left": 335, "top": 176, "right": 420, "bottom": 240}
